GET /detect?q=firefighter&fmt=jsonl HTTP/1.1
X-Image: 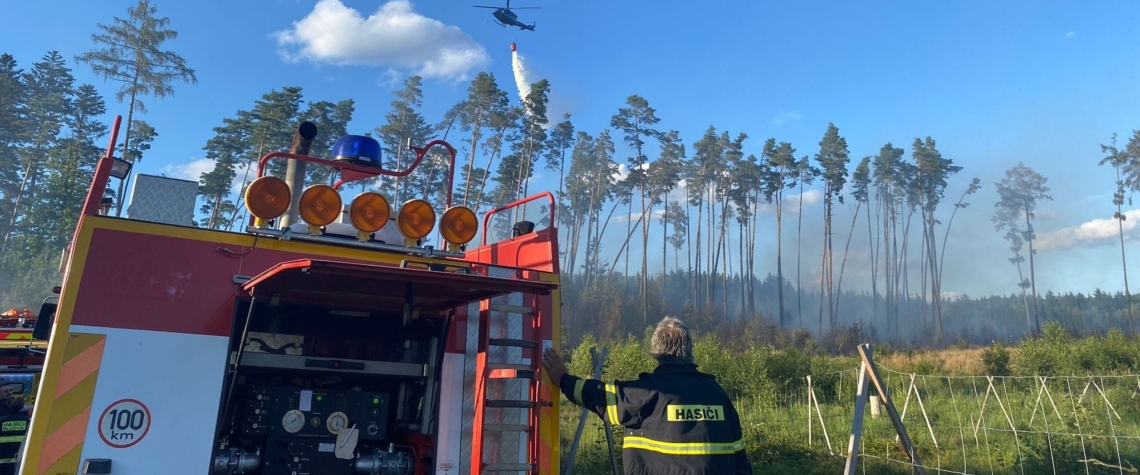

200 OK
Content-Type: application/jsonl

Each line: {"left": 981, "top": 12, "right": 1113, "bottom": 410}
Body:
{"left": 0, "top": 397, "right": 28, "bottom": 475}
{"left": 542, "top": 317, "right": 753, "bottom": 475}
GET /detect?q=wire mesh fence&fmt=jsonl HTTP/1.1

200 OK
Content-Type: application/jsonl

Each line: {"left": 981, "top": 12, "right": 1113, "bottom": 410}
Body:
{"left": 556, "top": 353, "right": 1140, "bottom": 474}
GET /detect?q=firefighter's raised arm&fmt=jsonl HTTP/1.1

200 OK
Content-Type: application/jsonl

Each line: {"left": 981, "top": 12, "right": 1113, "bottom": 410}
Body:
{"left": 542, "top": 348, "right": 640, "bottom": 426}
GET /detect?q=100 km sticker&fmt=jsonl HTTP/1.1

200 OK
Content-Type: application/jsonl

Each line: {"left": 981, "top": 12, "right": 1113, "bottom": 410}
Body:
{"left": 98, "top": 399, "right": 151, "bottom": 448}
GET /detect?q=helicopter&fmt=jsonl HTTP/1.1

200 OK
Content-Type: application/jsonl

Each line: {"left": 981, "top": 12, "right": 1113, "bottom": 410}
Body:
{"left": 473, "top": 0, "right": 539, "bottom": 31}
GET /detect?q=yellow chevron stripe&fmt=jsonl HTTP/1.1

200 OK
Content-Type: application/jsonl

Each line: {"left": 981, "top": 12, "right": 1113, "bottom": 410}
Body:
{"left": 41, "top": 444, "right": 82, "bottom": 475}
{"left": 19, "top": 218, "right": 95, "bottom": 475}
{"left": 1, "top": 333, "right": 31, "bottom": 340}
{"left": 36, "top": 341, "right": 101, "bottom": 475}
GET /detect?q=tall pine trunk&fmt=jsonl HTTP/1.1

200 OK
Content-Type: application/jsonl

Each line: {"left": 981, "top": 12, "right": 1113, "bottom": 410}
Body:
{"left": 776, "top": 188, "right": 785, "bottom": 326}
{"left": 1025, "top": 208, "right": 1041, "bottom": 334}
{"left": 833, "top": 202, "right": 862, "bottom": 322}
{"left": 796, "top": 181, "right": 805, "bottom": 326}
{"left": 1117, "top": 205, "right": 1135, "bottom": 336}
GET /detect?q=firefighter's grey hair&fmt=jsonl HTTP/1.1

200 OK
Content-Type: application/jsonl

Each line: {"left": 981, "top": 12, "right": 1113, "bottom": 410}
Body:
{"left": 651, "top": 317, "right": 693, "bottom": 364}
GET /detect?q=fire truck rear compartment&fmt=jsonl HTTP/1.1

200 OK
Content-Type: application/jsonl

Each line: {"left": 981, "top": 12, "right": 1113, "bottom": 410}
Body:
{"left": 213, "top": 298, "right": 436, "bottom": 475}
{"left": 208, "top": 259, "right": 556, "bottom": 475}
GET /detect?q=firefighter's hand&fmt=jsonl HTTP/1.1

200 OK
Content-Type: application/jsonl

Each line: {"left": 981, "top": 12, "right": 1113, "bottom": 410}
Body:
{"left": 542, "top": 348, "right": 568, "bottom": 384}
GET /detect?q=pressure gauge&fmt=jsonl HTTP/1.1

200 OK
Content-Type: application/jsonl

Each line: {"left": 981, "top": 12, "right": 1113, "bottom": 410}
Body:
{"left": 282, "top": 410, "right": 305, "bottom": 433}
{"left": 327, "top": 411, "right": 349, "bottom": 433}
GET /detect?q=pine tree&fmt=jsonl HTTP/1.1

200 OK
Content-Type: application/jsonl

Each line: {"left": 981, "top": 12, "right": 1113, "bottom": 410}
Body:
{"left": 124, "top": 120, "right": 157, "bottom": 164}
{"left": 377, "top": 77, "right": 433, "bottom": 205}
{"left": 6, "top": 51, "right": 75, "bottom": 250}
{"left": 546, "top": 113, "right": 575, "bottom": 216}
{"left": 833, "top": 156, "right": 871, "bottom": 321}
{"left": 912, "top": 137, "right": 961, "bottom": 343}
{"left": 76, "top": 0, "right": 197, "bottom": 215}
{"left": 650, "top": 131, "right": 685, "bottom": 305}
{"left": 456, "top": 73, "right": 510, "bottom": 207}
{"left": 873, "top": 142, "right": 906, "bottom": 339}
{"left": 30, "top": 84, "right": 107, "bottom": 246}
{"left": 1104, "top": 132, "right": 1140, "bottom": 336}
{"left": 199, "top": 115, "right": 249, "bottom": 229}
{"left": 0, "top": 54, "right": 28, "bottom": 241}
{"left": 761, "top": 139, "right": 797, "bottom": 326}
{"left": 301, "top": 99, "right": 356, "bottom": 186}
{"left": 993, "top": 162, "right": 1051, "bottom": 336}
{"left": 794, "top": 156, "right": 820, "bottom": 326}
{"left": 814, "top": 123, "right": 850, "bottom": 329}
{"left": 514, "top": 79, "right": 550, "bottom": 221}
{"left": 610, "top": 95, "right": 662, "bottom": 327}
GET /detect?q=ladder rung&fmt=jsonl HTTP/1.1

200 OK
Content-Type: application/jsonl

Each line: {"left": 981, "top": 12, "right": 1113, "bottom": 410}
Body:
{"left": 490, "top": 304, "right": 535, "bottom": 314}
{"left": 488, "top": 363, "right": 532, "bottom": 372}
{"left": 484, "top": 423, "right": 531, "bottom": 432}
{"left": 484, "top": 399, "right": 535, "bottom": 409}
{"left": 489, "top": 338, "right": 538, "bottom": 349}
{"left": 483, "top": 463, "right": 534, "bottom": 472}
{"left": 489, "top": 369, "right": 535, "bottom": 379}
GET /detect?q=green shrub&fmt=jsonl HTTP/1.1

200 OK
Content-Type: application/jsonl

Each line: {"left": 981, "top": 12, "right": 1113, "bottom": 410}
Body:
{"left": 981, "top": 341, "right": 1011, "bottom": 376}
{"left": 765, "top": 348, "right": 813, "bottom": 393}
{"left": 913, "top": 359, "right": 937, "bottom": 375}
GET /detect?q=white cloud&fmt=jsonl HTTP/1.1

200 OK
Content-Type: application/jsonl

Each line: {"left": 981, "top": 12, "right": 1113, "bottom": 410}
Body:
{"left": 160, "top": 158, "right": 212, "bottom": 183}
{"left": 1036, "top": 209, "right": 1140, "bottom": 252}
{"left": 1065, "top": 31, "right": 1077, "bottom": 38}
{"left": 755, "top": 189, "right": 822, "bottom": 214}
{"left": 770, "top": 110, "right": 804, "bottom": 125}
{"left": 785, "top": 189, "right": 822, "bottom": 209}
{"left": 378, "top": 68, "right": 402, "bottom": 88}
{"left": 272, "top": 0, "right": 489, "bottom": 81}
{"left": 160, "top": 159, "right": 253, "bottom": 196}
{"left": 614, "top": 163, "right": 630, "bottom": 181}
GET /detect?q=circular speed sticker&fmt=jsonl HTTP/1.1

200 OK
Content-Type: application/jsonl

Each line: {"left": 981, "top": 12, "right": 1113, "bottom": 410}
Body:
{"left": 98, "top": 399, "right": 152, "bottom": 448}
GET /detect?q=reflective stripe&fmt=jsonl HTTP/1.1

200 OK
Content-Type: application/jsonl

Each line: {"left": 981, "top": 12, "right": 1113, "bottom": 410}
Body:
{"left": 573, "top": 379, "right": 585, "bottom": 405}
{"left": 623, "top": 436, "right": 745, "bottom": 455}
{"left": 0, "top": 458, "right": 15, "bottom": 463}
{"left": 0, "top": 435, "right": 23, "bottom": 442}
{"left": 604, "top": 383, "right": 619, "bottom": 425}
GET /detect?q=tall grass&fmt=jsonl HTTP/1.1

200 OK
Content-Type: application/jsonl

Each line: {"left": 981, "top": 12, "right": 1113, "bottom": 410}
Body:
{"left": 557, "top": 322, "right": 1140, "bottom": 474}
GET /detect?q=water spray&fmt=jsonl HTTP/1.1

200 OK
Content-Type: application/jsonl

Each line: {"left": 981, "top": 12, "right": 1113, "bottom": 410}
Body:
{"left": 511, "top": 42, "right": 532, "bottom": 105}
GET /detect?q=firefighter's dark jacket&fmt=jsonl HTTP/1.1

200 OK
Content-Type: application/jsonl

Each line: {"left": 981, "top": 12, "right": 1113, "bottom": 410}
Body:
{"left": 557, "top": 361, "right": 753, "bottom": 475}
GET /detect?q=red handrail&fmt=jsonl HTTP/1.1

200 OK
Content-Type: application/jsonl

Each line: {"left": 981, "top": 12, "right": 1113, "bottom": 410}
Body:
{"left": 260, "top": 140, "right": 458, "bottom": 209}
{"left": 80, "top": 115, "right": 122, "bottom": 217}
{"left": 480, "top": 192, "right": 556, "bottom": 246}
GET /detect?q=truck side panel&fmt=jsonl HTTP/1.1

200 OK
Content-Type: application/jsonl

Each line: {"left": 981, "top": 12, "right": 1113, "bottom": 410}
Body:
{"left": 73, "top": 325, "right": 228, "bottom": 474}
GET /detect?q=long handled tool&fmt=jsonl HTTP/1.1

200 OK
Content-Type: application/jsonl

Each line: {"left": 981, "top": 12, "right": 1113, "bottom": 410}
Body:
{"left": 561, "top": 346, "right": 615, "bottom": 475}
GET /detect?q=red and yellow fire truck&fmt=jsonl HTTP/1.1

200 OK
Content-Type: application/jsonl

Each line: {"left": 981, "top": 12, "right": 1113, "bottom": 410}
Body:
{"left": 20, "top": 116, "right": 562, "bottom": 475}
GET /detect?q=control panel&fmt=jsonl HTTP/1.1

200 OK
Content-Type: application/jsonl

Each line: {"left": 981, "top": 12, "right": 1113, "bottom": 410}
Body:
{"left": 263, "top": 438, "right": 356, "bottom": 475}
{"left": 243, "top": 387, "right": 391, "bottom": 441}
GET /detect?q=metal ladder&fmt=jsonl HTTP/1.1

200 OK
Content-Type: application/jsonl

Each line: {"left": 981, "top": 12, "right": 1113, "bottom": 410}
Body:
{"left": 470, "top": 292, "right": 544, "bottom": 474}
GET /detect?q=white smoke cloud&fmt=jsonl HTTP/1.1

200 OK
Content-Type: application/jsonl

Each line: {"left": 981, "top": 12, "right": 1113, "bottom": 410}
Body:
{"left": 272, "top": 0, "right": 489, "bottom": 81}
{"left": 1036, "top": 209, "right": 1140, "bottom": 251}
{"left": 512, "top": 50, "right": 532, "bottom": 104}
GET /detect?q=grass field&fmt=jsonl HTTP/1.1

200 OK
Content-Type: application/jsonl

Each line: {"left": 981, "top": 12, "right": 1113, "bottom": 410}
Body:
{"left": 556, "top": 324, "right": 1140, "bottom": 474}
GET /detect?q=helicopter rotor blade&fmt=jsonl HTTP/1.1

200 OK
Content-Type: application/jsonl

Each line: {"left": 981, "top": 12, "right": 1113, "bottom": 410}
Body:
{"left": 472, "top": 5, "right": 500, "bottom": 8}
{"left": 510, "top": 6, "right": 541, "bottom": 8}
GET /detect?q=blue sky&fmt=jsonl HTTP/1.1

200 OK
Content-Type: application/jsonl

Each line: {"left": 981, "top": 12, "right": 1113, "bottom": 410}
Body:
{"left": 4, "top": 0, "right": 1140, "bottom": 297}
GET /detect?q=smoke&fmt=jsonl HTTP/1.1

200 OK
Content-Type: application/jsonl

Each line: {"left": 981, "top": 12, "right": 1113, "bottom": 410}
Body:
{"left": 511, "top": 49, "right": 532, "bottom": 105}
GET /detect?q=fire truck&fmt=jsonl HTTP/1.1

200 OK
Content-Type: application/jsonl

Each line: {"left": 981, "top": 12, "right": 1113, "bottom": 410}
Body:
{"left": 20, "top": 116, "right": 562, "bottom": 475}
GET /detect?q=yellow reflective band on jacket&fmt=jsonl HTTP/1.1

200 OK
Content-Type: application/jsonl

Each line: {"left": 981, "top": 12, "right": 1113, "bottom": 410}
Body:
{"left": 573, "top": 379, "right": 585, "bottom": 405}
{"left": 0, "top": 435, "right": 23, "bottom": 443}
{"left": 605, "top": 382, "right": 619, "bottom": 425}
{"left": 622, "top": 436, "right": 745, "bottom": 455}
{"left": 0, "top": 458, "right": 15, "bottom": 464}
